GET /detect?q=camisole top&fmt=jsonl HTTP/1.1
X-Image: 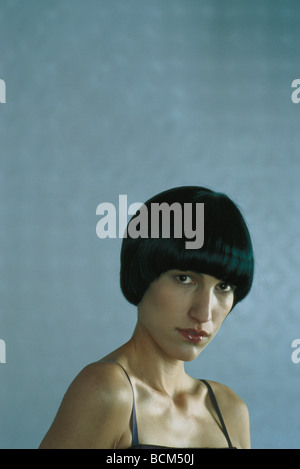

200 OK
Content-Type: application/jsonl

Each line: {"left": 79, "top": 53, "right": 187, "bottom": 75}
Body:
{"left": 116, "top": 363, "right": 235, "bottom": 449}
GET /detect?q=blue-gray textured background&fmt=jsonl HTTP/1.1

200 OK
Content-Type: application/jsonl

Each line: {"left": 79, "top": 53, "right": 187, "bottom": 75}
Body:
{"left": 1, "top": 0, "right": 300, "bottom": 449}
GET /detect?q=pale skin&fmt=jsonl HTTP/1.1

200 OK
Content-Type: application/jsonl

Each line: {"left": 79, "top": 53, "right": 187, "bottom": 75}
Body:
{"left": 39, "top": 270, "right": 251, "bottom": 449}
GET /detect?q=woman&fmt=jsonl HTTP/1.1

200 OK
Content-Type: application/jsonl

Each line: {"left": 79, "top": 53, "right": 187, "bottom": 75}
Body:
{"left": 40, "top": 186, "right": 254, "bottom": 449}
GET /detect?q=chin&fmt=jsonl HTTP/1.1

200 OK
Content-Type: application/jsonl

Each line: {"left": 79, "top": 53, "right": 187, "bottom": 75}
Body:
{"left": 170, "top": 346, "right": 203, "bottom": 363}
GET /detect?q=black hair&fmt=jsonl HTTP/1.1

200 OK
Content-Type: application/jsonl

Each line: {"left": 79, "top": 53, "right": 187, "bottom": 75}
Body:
{"left": 120, "top": 186, "right": 254, "bottom": 309}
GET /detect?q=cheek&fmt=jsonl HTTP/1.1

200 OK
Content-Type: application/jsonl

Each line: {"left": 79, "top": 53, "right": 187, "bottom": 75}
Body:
{"left": 144, "top": 281, "right": 177, "bottom": 308}
{"left": 153, "top": 288, "right": 183, "bottom": 311}
{"left": 218, "top": 293, "right": 234, "bottom": 314}
{"left": 214, "top": 300, "right": 233, "bottom": 327}
{"left": 138, "top": 283, "right": 183, "bottom": 324}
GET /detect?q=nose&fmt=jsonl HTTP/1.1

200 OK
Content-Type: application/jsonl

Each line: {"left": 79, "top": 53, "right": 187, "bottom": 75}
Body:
{"left": 188, "top": 289, "right": 214, "bottom": 324}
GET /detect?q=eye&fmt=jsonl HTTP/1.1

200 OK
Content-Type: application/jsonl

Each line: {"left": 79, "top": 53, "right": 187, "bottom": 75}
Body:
{"left": 176, "top": 274, "right": 194, "bottom": 285}
{"left": 216, "top": 282, "right": 235, "bottom": 293}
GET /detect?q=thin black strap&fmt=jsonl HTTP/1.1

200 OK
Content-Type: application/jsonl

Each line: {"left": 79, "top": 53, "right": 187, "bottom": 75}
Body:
{"left": 115, "top": 363, "right": 139, "bottom": 447}
{"left": 200, "top": 379, "right": 234, "bottom": 448}
{"left": 115, "top": 365, "right": 232, "bottom": 448}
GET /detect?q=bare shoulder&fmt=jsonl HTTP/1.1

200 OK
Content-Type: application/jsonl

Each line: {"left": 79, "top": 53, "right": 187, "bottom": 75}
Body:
{"left": 204, "top": 380, "right": 251, "bottom": 449}
{"left": 205, "top": 380, "right": 249, "bottom": 412}
{"left": 39, "top": 362, "right": 133, "bottom": 449}
{"left": 65, "top": 361, "right": 132, "bottom": 403}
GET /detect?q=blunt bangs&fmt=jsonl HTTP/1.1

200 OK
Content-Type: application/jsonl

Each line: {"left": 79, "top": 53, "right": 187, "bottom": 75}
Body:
{"left": 120, "top": 186, "right": 254, "bottom": 308}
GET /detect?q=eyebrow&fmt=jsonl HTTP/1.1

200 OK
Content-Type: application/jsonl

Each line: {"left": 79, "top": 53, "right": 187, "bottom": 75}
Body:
{"left": 182, "top": 270, "right": 234, "bottom": 285}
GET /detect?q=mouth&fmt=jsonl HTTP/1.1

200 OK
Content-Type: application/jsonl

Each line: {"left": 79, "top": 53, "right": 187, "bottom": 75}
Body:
{"left": 177, "top": 328, "right": 209, "bottom": 344}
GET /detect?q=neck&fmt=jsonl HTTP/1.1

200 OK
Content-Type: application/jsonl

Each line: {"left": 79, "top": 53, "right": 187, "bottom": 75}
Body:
{"left": 120, "top": 322, "right": 189, "bottom": 398}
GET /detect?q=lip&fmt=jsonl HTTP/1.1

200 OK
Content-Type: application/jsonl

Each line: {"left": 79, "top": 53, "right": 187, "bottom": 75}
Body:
{"left": 177, "top": 328, "right": 209, "bottom": 344}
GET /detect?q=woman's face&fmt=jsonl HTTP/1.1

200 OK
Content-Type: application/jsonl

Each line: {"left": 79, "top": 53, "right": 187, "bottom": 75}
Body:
{"left": 137, "top": 269, "right": 235, "bottom": 362}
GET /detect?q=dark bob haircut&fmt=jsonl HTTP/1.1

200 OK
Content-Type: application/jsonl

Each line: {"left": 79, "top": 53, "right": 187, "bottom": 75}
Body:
{"left": 120, "top": 186, "right": 254, "bottom": 309}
